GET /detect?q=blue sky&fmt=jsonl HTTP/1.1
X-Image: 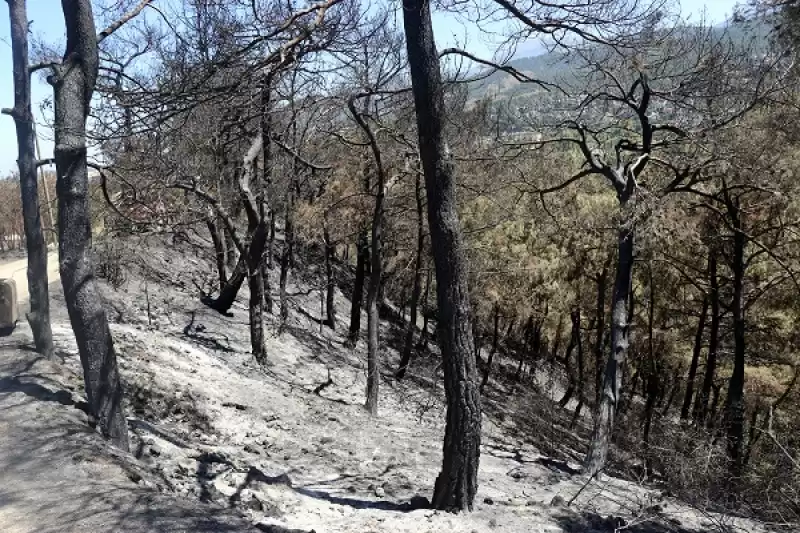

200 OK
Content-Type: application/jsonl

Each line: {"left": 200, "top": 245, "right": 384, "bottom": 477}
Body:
{"left": 0, "top": 0, "right": 741, "bottom": 175}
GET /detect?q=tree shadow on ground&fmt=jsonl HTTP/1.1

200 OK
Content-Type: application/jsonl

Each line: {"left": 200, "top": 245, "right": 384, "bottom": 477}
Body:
{"left": 224, "top": 464, "right": 428, "bottom": 513}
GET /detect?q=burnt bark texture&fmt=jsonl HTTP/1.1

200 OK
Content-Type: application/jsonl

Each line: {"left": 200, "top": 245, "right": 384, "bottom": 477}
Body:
{"left": 694, "top": 250, "right": 720, "bottom": 425}
{"left": 724, "top": 198, "right": 747, "bottom": 479}
{"left": 6, "top": 0, "right": 55, "bottom": 359}
{"left": 346, "top": 230, "right": 368, "bottom": 347}
{"left": 585, "top": 221, "right": 634, "bottom": 476}
{"left": 396, "top": 176, "right": 425, "bottom": 379}
{"left": 323, "top": 222, "right": 336, "bottom": 330}
{"left": 681, "top": 295, "right": 708, "bottom": 420}
{"left": 51, "top": 0, "right": 129, "bottom": 450}
{"left": 207, "top": 214, "right": 229, "bottom": 291}
{"left": 347, "top": 96, "right": 386, "bottom": 416}
{"left": 480, "top": 303, "right": 500, "bottom": 393}
{"left": 402, "top": 0, "right": 481, "bottom": 511}
{"left": 559, "top": 307, "right": 581, "bottom": 407}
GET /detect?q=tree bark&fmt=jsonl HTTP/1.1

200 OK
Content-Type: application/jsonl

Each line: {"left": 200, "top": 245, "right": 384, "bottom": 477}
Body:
{"left": 724, "top": 202, "right": 747, "bottom": 479}
{"left": 278, "top": 186, "right": 294, "bottom": 332}
{"left": 346, "top": 229, "right": 368, "bottom": 347}
{"left": 416, "top": 265, "right": 432, "bottom": 351}
{"left": 207, "top": 214, "right": 228, "bottom": 291}
{"left": 643, "top": 264, "right": 657, "bottom": 446}
{"left": 559, "top": 307, "right": 581, "bottom": 407}
{"left": 480, "top": 303, "right": 500, "bottom": 393}
{"left": 584, "top": 223, "right": 634, "bottom": 476}
{"left": 593, "top": 259, "right": 610, "bottom": 403}
{"left": 681, "top": 295, "right": 708, "bottom": 420}
{"left": 694, "top": 251, "right": 720, "bottom": 425}
{"left": 51, "top": 0, "right": 128, "bottom": 450}
{"left": 403, "top": 0, "right": 481, "bottom": 510}
{"left": 396, "top": 176, "right": 425, "bottom": 379}
{"left": 6, "top": 0, "right": 54, "bottom": 359}
{"left": 323, "top": 222, "right": 336, "bottom": 330}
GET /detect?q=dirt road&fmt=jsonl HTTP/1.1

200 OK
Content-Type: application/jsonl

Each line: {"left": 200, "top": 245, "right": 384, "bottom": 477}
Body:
{"left": 0, "top": 251, "right": 60, "bottom": 304}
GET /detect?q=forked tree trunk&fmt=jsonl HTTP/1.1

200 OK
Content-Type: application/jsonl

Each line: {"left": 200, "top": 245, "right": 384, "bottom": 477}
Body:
{"left": 584, "top": 221, "right": 634, "bottom": 476}
{"left": 6, "top": 0, "right": 54, "bottom": 359}
{"left": 348, "top": 97, "right": 386, "bottom": 416}
{"left": 403, "top": 0, "right": 481, "bottom": 510}
{"left": 694, "top": 251, "right": 720, "bottom": 424}
{"left": 681, "top": 295, "right": 708, "bottom": 420}
{"left": 51, "top": 0, "right": 129, "bottom": 450}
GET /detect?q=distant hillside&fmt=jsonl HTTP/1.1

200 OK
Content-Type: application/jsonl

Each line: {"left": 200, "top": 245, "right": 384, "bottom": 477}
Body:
{"left": 466, "top": 18, "right": 772, "bottom": 104}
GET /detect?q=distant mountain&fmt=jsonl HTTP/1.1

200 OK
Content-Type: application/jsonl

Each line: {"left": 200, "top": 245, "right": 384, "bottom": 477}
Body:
{"left": 466, "top": 18, "right": 772, "bottom": 103}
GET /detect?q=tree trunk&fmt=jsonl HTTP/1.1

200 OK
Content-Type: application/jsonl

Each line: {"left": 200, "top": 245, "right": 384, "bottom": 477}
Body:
{"left": 396, "top": 177, "right": 425, "bottom": 379}
{"left": 248, "top": 256, "right": 267, "bottom": 364}
{"left": 416, "top": 266, "right": 432, "bottom": 351}
{"left": 267, "top": 210, "right": 276, "bottom": 269}
{"left": 323, "top": 222, "right": 336, "bottom": 330}
{"left": 206, "top": 256, "right": 246, "bottom": 314}
{"left": 51, "top": 0, "right": 128, "bottom": 450}
{"left": 724, "top": 204, "right": 747, "bottom": 479}
{"left": 584, "top": 223, "right": 634, "bottom": 476}
{"left": 364, "top": 174, "right": 384, "bottom": 415}
{"left": 480, "top": 303, "right": 501, "bottom": 393}
{"left": 6, "top": 0, "right": 54, "bottom": 359}
{"left": 643, "top": 265, "right": 657, "bottom": 446}
{"left": 403, "top": 0, "right": 481, "bottom": 511}
{"left": 225, "top": 226, "right": 238, "bottom": 274}
{"left": 207, "top": 215, "right": 228, "bottom": 291}
{"left": 346, "top": 229, "right": 368, "bottom": 347}
{"left": 681, "top": 296, "right": 708, "bottom": 420}
{"left": 279, "top": 187, "right": 294, "bottom": 332}
{"left": 694, "top": 251, "right": 720, "bottom": 425}
{"left": 559, "top": 307, "right": 581, "bottom": 407}
{"left": 570, "top": 316, "right": 586, "bottom": 429}
{"left": 593, "top": 260, "right": 610, "bottom": 404}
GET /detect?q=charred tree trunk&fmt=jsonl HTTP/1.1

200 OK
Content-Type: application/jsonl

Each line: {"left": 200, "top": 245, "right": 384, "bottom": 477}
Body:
{"left": 593, "top": 260, "right": 610, "bottom": 404}
{"left": 416, "top": 265, "right": 432, "bottom": 351}
{"left": 267, "top": 210, "right": 276, "bottom": 269}
{"left": 694, "top": 251, "right": 720, "bottom": 425}
{"left": 323, "top": 222, "right": 336, "bottom": 330}
{"left": 278, "top": 186, "right": 294, "bottom": 333}
{"left": 480, "top": 304, "right": 501, "bottom": 393}
{"left": 346, "top": 230, "right": 368, "bottom": 347}
{"left": 6, "top": 0, "right": 54, "bottom": 359}
{"left": 559, "top": 307, "right": 581, "bottom": 407}
{"left": 643, "top": 265, "right": 657, "bottom": 446}
{"left": 724, "top": 201, "right": 747, "bottom": 479}
{"left": 207, "top": 215, "right": 228, "bottom": 291}
{"left": 570, "top": 320, "right": 586, "bottom": 429}
{"left": 403, "top": 0, "right": 481, "bottom": 510}
{"left": 396, "top": 176, "right": 425, "bottom": 379}
{"left": 347, "top": 96, "right": 387, "bottom": 416}
{"left": 585, "top": 219, "right": 634, "bottom": 476}
{"left": 50, "top": 0, "right": 129, "bottom": 450}
{"left": 681, "top": 296, "right": 708, "bottom": 420}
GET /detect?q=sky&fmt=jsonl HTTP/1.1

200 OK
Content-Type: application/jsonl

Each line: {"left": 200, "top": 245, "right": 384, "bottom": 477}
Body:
{"left": 0, "top": 0, "right": 742, "bottom": 176}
